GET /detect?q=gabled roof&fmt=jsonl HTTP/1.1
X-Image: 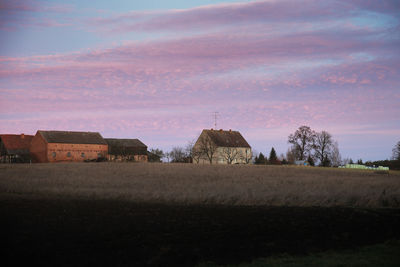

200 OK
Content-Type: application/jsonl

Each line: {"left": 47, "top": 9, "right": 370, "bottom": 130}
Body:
{"left": 0, "top": 134, "right": 34, "bottom": 155}
{"left": 38, "top": 130, "right": 107, "bottom": 145}
{"left": 105, "top": 138, "right": 147, "bottom": 155}
{"left": 200, "top": 129, "right": 251, "bottom": 148}
{"left": 104, "top": 138, "right": 147, "bottom": 148}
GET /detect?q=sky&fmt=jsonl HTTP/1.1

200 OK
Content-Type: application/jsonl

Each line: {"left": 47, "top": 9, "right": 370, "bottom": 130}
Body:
{"left": 1, "top": 0, "right": 399, "bottom": 161}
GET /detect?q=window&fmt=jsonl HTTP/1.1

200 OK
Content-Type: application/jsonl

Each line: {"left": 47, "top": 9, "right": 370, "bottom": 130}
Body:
{"left": 98, "top": 153, "right": 102, "bottom": 157}
{"left": 67, "top": 152, "right": 71, "bottom": 157}
{"left": 52, "top": 152, "right": 56, "bottom": 158}
{"left": 81, "top": 152, "right": 85, "bottom": 158}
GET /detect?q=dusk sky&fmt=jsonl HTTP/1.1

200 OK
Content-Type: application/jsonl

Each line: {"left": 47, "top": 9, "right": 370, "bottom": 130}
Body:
{"left": 1, "top": 0, "right": 399, "bottom": 161}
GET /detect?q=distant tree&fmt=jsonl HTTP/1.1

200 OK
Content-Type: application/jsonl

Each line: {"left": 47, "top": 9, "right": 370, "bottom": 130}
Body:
{"left": 185, "top": 140, "right": 195, "bottom": 159}
{"left": 192, "top": 148, "right": 202, "bottom": 164}
{"left": 307, "top": 155, "right": 315, "bottom": 166}
{"left": 392, "top": 141, "right": 400, "bottom": 160}
{"left": 241, "top": 148, "right": 253, "bottom": 164}
{"left": 185, "top": 139, "right": 197, "bottom": 163}
{"left": 170, "top": 146, "right": 187, "bottom": 163}
{"left": 357, "top": 159, "right": 363, "bottom": 165}
{"left": 148, "top": 148, "right": 164, "bottom": 162}
{"left": 342, "top": 158, "right": 351, "bottom": 165}
{"left": 255, "top": 152, "right": 266, "bottom": 164}
{"left": 279, "top": 153, "right": 288, "bottom": 164}
{"left": 330, "top": 141, "right": 342, "bottom": 167}
{"left": 197, "top": 134, "right": 218, "bottom": 164}
{"left": 269, "top": 147, "right": 278, "bottom": 164}
{"left": 322, "top": 157, "right": 331, "bottom": 167}
{"left": 221, "top": 147, "right": 240, "bottom": 164}
{"left": 288, "top": 126, "right": 316, "bottom": 160}
{"left": 164, "top": 151, "right": 171, "bottom": 163}
{"left": 313, "top": 131, "right": 334, "bottom": 167}
{"left": 349, "top": 158, "right": 354, "bottom": 164}
{"left": 286, "top": 147, "right": 296, "bottom": 164}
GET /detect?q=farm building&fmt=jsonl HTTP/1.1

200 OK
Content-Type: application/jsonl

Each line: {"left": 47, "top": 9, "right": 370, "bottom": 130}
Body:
{"left": 30, "top": 130, "right": 108, "bottom": 163}
{"left": 105, "top": 138, "right": 148, "bottom": 162}
{"left": 0, "top": 134, "right": 34, "bottom": 163}
{"left": 193, "top": 129, "right": 252, "bottom": 164}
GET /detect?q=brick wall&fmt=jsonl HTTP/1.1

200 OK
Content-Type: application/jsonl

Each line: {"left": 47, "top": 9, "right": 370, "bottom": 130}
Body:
{"left": 30, "top": 134, "right": 48, "bottom": 163}
{"left": 47, "top": 143, "right": 108, "bottom": 162}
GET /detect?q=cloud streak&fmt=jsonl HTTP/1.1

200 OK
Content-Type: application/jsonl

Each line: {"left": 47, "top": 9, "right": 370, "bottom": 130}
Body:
{"left": 89, "top": 0, "right": 400, "bottom": 33}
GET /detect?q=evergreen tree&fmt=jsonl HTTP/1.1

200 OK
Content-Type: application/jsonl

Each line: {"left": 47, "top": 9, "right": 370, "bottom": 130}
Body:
{"left": 357, "top": 159, "right": 363, "bottom": 165}
{"left": 255, "top": 152, "right": 266, "bottom": 164}
{"left": 269, "top": 147, "right": 278, "bottom": 164}
{"left": 307, "top": 155, "right": 315, "bottom": 166}
{"left": 322, "top": 157, "right": 331, "bottom": 167}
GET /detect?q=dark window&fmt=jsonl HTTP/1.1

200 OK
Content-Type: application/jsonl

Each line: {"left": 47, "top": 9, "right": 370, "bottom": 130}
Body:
{"left": 97, "top": 153, "right": 102, "bottom": 157}
{"left": 67, "top": 152, "right": 71, "bottom": 157}
{"left": 52, "top": 152, "right": 56, "bottom": 158}
{"left": 81, "top": 153, "right": 85, "bottom": 158}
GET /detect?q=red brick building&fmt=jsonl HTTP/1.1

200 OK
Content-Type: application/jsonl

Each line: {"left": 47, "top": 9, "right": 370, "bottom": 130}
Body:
{"left": 30, "top": 130, "right": 108, "bottom": 163}
{"left": 0, "top": 134, "right": 34, "bottom": 163}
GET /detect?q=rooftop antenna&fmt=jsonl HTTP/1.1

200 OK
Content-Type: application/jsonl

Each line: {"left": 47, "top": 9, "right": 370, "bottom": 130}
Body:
{"left": 213, "top": 112, "right": 219, "bottom": 129}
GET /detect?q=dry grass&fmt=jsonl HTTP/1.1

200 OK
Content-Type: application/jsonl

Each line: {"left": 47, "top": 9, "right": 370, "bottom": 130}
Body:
{"left": 0, "top": 163, "right": 399, "bottom": 207}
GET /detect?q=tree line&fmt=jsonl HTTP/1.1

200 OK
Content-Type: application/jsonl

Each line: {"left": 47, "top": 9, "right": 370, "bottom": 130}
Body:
{"left": 147, "top": 127, "right": 400, "bottom": 169}
{"left": 286, "top": 125, "right": 341, "bottom": 167}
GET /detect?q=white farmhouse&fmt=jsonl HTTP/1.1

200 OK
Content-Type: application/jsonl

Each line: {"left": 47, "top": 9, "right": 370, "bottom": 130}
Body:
{"left": 193, "top": 129, "right": 252, "bottom": 164}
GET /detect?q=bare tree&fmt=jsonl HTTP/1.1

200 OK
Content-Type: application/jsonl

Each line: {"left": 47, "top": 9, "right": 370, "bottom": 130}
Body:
{"left": 330, "top": 141, "right": 342, "bottom": 167}
{"left": 288, "top": 126, "right": 316, "bottom": 160}
{"left": 392, "top": 141, "right": 400, "bottom": 160}
{"left": 286, "top": 147, "right": 296, "bottom": 164}
{"left": 184, "top": 139, "right": 196, "bottom": 163}
{"left": 191, "top": 147, "right": 202, "bottom": 164}
{"left": 313, "top": 131, "right": 333, "bottom": 166}
{"left": 222, "top": 147, "right": 240, "bottom": 164}
{"left": 185, "top": 139, "right": 195, "bottom": 158}
{"left": 148, "top": 148, "right": 164, "bottom": 162}
{"left": 197, "top": 134, "right": 218, "bottom": 164}
{"left": 170, "top": 146, "right": 186, "bottom": 163}
{"left": 164, "top": 151, "right": 171, "bottom": 163}
{"left": 242, "top": 148, "right": 253, "bottom": 164}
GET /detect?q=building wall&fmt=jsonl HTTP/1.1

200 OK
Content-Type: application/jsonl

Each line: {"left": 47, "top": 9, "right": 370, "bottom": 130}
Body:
{"left": 195, "top": 147, "right": 252, "bottom": 164}
{"left": 30, "top": 134, "right": 48, "bottom": 163}
{"left": 47, "top": 143, "right": 108, "bottom": 163}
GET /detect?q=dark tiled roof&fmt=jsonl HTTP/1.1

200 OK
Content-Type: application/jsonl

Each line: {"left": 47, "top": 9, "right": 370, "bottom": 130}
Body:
{"left": 38, "top": 130, "right": 107, "bottom": 145}
{"left": 202, "top": 129, "right": 251, "bottom": 148}
{"left": 0, "top": 134, "right": 34, "bottom": 155}
{"left": 105, "top": 138, "right": 147, "bottom": 155}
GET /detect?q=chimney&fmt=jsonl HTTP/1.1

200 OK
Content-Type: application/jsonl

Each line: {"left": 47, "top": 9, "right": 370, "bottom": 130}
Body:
{"left": 219, "top": 129, "right": 223, "bottom": 132}
{"left": 211, "top": 128, "right": 213, "bottom": 131}
{"left": 229, "top": 129, "right": 232, "bottom": 132}
{"left": 21, "top": 133, "right": 25, "bottom": 139}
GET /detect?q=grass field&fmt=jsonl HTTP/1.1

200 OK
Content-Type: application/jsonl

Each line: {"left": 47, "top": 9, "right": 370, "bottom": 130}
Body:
{"left": 1, "top": 162, "right": 399, "bottom": 207}
{"left": 1, "top": 163, "right": 400, "bottom": 266}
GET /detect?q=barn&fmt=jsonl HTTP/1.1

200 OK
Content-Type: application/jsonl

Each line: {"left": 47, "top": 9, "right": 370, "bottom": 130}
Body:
{"left": 193, "top": 129, "right": 252, "bottom": 164}
{"left": 30, "top": 130, "right": 108, "bottom": 163}
{"left": 105, "top": 138, "right": 148, "bottom": 162}
{"left": 0, "top": 134, "right": 34, "bottom": 163}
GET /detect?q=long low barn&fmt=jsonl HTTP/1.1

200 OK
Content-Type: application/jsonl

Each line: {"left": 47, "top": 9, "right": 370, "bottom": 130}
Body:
{"left": 105, "top": 138, "right": 148, "bottom": 162}
{"left": 30, "top": 130, "right": 108, "bottom": 163}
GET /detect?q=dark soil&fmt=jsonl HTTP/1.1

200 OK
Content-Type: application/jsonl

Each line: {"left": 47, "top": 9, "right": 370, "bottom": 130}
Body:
{"left": 2, "top": 196, "right": 400, "bottom": 266}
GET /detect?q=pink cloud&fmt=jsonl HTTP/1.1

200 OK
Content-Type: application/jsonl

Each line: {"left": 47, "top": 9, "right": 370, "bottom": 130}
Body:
{"left": 0, "top": 0, "right": 73, "bottom": 30}
{"left": 89, "top": 0, "right": 399, "bottom": 33}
